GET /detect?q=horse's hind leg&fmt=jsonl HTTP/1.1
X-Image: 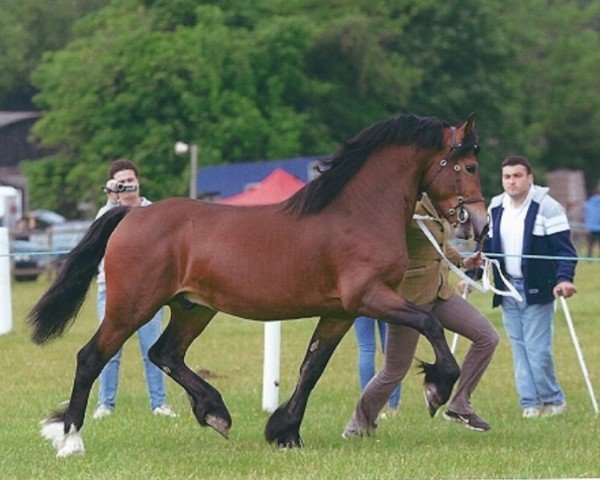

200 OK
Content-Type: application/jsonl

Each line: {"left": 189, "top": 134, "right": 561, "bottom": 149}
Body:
{"left": 265, "top": 317, "right": 353, "bottom": 448}
{"left": 41, "top": 322, "right": 138, "bottom": 458}
{"left": 148, "top": 301, "right": 231, "bottom": 438}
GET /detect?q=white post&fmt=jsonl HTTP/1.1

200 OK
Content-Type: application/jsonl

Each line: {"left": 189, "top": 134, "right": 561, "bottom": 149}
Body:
{"left": 262, "top": 321, "right": 281, "bottom": 412}
{"left": 189, "top": 144, "right": 198, "bottom": 200}
{"left": 0, "top": 227, "right": 13, "bottom": 335}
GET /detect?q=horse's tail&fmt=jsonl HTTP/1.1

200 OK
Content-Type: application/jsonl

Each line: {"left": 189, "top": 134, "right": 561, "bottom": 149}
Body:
{"left": 29, "top": 206, "right": 132, "bottom": 344}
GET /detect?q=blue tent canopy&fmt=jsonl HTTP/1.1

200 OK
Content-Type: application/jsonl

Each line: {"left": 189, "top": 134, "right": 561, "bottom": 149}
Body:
{"left": 196, "top": 157, "right": 322, "bottom": 199}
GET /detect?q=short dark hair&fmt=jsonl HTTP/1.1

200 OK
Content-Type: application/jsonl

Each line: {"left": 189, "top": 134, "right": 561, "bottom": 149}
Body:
{"left": 109, "top": 158, "right": 139, "bottom": 179}
{"left": 501, "top": 155, "right": 532, "bottom": 174}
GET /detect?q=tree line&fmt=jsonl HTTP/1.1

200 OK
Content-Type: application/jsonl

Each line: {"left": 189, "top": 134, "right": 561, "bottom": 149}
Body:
{"left": 1, "top": 0, "right": 599, "bottom": 217}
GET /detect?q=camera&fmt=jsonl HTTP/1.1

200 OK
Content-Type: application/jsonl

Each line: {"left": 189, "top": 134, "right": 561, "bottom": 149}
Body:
{"left": 114, "top": 183, "right": 137, "bottom": 193}
{"left": 102, "top": 183, "right": 138, "bottom": 194}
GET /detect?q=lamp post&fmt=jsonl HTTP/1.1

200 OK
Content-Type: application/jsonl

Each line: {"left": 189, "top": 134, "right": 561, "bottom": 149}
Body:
{"left": 174, "top": 141, "right": 198, "bottom": 199}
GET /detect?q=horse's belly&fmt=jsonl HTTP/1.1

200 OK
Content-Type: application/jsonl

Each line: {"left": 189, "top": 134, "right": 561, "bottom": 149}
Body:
{"left": 182, "top": 287, "right": 342, "bottom": 321}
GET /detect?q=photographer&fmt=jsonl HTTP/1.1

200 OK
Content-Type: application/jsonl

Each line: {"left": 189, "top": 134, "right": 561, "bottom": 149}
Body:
{"left": 93, "top": 158, "right": 177, "bottom": 420}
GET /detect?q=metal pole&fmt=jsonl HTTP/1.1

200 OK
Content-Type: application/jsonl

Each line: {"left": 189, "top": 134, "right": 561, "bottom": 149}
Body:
{"left": 559, "top": 296, "right": 599, "bottom": 415}
{"left": 189, "top": 144, "right": 198, "bottom": 199}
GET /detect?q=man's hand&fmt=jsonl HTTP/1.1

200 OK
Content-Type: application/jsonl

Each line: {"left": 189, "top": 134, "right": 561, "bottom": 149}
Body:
{"left": 553, "top": 281, "right": 577, "bottom": 298}
{"left": 462, "top": 251, "right": 485, "bottom": 270}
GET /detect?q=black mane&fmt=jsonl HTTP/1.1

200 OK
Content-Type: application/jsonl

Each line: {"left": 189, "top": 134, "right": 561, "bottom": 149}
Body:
{"left": 285, "top": 114, "right": 448, "bottom": 216}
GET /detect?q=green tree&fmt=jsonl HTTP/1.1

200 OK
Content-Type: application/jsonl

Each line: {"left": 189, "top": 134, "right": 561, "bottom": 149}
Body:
{"left": 0, "top": 0, "right": 108, "bottom": 108}
{"left": 24, "top": 0, "right": 600, "bottom": 215}
{"left": 521, "top": 1, "right": 600, "bottom": 191}
{"left": 28, "top": 2, "right": 329, "bottom": 213}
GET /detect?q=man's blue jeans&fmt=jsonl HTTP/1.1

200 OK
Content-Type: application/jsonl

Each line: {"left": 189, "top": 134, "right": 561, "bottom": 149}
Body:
{"left": 501, "top": 279, "right": 564, "bottom": 409}
{"left": 96, "top": 289, "right": 166, "bottom": 410}
{"left": 354, "top": 316, "right": 401, "bottom": 409}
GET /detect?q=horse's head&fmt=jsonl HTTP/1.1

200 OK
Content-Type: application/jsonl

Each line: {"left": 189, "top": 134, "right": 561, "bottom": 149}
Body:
{"left": 421, "top": 114, "right": 489, "bottom": 241}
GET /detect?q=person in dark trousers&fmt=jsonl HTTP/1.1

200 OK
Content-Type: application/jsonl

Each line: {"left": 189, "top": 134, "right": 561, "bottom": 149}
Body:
{"left": 343, "top": 195, "right": 498, "bottom": 437}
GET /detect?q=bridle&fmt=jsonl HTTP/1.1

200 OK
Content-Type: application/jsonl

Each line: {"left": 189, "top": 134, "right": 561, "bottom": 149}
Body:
{"left": 420, "top": 126, "right": 485, "bottom": 226}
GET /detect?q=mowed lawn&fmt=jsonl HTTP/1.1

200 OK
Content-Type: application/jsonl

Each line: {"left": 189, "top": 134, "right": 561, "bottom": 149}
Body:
{"left": 1, "top": 262, "right": 599, "bottom": 479}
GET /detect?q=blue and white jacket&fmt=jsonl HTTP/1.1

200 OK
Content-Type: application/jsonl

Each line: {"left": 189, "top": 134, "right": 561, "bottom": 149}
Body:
{"left": 485, "top": 185, "right": 577, "bottom": 307}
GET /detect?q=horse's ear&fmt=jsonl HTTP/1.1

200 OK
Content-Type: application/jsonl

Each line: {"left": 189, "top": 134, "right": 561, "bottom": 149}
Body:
{"left": 465, "top": 112, "right": 476, "bottom": 135}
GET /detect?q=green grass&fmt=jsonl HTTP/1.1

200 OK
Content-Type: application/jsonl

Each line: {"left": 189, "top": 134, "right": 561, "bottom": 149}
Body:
{"left": 1, "top": 264, "right": 599, "bottom": 479}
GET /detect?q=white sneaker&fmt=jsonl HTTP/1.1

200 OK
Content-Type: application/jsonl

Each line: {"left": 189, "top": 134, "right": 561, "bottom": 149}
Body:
{"left": 93, "top": 404, "right": 112, "bottom": 420}
{"left": 378, "top": 407, "right": 399, "bottom": 421}
{"left": 541, "top": 402, "right": 567, "bottom": 417}
{"left": 152, "top": 404, "right": 177, "bottom": 417}
{"left": 522, "top": 407, "right": 541, "bottom": 418}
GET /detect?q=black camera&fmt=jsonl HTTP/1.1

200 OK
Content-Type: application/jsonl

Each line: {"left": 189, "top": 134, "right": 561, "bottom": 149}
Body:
{"left": 102, "top": 183, "right": 138, "bottom": 194}
{"left": 114, "top": 183, "right": 137, "bottom": 193}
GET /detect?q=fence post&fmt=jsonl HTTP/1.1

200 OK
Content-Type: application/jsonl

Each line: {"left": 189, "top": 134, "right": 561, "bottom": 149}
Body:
{"left": 0, "top": 227, "right": 13, "bottom": 335}
{"left": 262, "top": 321, "right": 281, "bottom": 412}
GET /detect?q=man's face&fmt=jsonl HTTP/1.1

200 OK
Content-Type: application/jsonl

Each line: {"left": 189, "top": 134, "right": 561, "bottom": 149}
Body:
{"left": 502, "top": 164, "right": 532, "bottom": 200}
{"left": 112, "top": 169, "right": 140, "bottom": 202}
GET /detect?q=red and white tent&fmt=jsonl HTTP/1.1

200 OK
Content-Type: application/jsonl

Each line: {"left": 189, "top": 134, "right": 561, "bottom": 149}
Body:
{"left": 219, "top": 168, "right": 305, "bottom": 206}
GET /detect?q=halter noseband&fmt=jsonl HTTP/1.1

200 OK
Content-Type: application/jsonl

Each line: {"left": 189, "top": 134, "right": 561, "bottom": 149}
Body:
{"left": 421, "top": 126, "right": 484, "bottom": 226}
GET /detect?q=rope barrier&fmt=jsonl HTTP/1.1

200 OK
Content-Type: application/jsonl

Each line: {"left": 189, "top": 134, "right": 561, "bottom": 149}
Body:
{"left": 1, "top": 249, "right": 599, "bottom": 262}
{"left": 0, "top": 249, "right": 70, "bottom": 258}
{"left": 482, "top": 252, "right": 600, "bottom": 263}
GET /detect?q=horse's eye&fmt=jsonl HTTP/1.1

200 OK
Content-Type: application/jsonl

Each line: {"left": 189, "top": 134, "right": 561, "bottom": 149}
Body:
{"left": 473, "top": 144, "right": 480, "bottom": 154}
{"left": 466, "top": 164, "right": 477, "bottom": 174}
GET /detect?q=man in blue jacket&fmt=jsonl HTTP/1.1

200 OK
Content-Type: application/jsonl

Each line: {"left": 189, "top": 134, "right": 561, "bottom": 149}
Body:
{"left": 584, "top": 187, "right": 600, "bottom": 257}
{"left": 486, "top": 155, "right": 577, "bottom": 418}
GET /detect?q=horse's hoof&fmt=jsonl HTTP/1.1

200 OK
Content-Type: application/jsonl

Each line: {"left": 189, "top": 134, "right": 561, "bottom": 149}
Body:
{"left": 205, "top": 414, "right": 230, "bottom": 439}
{"left": 277, "top": 436, "right": 304, "bottom": 449}
{"left": 423, "top": 383, "right": 442, "bottom": 417}
{"left": 42, "top": 422, "right": 85, "bottom": 458}
{"left": 56, "top": 430, "right": 85, "bottom": 458}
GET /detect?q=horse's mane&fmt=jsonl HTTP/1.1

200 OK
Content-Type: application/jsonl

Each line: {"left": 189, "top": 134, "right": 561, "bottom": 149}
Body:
{"left": 285, "top": 114, "right": 447, "bottom": 216}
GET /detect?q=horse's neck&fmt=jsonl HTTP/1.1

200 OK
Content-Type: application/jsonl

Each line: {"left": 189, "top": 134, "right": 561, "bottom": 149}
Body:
{"left": 336, "top": 145, "right": 427, "bottom": 228}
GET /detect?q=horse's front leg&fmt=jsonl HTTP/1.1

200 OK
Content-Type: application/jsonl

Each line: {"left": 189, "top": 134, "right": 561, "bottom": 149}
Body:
{"left": 265, "top": 317, "right": 353, "bottom": 448}
{"left": 361, "top": 285, "right": 460, "bottom": 417}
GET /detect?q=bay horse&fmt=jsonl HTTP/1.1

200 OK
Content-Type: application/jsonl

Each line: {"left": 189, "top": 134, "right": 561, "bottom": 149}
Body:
{"left": 29, "top": 113, "right": 488, "bottom": 457}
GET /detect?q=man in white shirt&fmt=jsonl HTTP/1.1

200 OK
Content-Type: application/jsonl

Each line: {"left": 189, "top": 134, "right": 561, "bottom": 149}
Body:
{"left": 485, "top": 155, "right": 577, "bottom": 418}
{"left": 93, "top": 158, "right": 177, "bottom": 420}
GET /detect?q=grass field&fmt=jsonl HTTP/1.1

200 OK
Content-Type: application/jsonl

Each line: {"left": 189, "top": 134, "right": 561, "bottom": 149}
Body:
{"left": 1, "top": 264, "right": 599, "bottom": 479}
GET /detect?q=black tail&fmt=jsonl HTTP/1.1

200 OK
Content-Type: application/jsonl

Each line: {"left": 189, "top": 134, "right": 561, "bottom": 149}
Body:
{"left": 28, "top": 206, "right": 131, "bottom": 344}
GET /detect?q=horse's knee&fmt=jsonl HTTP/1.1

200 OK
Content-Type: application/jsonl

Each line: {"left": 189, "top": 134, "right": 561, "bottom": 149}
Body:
{"left": 148, "top": 342, "right": 178, "bottom": 374}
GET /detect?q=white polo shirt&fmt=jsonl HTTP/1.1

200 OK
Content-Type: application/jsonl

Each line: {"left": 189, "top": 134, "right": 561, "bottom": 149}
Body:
{"left": 499, "top": 186, "right": 534, "bottom": 278}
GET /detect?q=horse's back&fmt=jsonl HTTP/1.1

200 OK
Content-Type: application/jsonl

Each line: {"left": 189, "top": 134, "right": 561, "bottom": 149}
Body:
{"left": 103, "top": 197, "right": 341, "bottom": 318}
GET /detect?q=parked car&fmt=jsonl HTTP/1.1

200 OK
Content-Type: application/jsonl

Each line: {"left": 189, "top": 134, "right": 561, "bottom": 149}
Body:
{"left": 13, "top": 209, "right": 67, "bottom": 240}
{"left": 42, "top": 220, "right": 92, "bottom": 271}
{"left": 9, "top": 239, "right": 49, "bottom": 281}
{"left": 28, "top": 209, "right": 67, "bottom": 228}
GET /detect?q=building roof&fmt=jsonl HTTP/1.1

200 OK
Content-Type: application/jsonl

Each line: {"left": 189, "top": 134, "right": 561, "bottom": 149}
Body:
{"left": 0, "top": 111, "right": 40, "bottom": 129}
